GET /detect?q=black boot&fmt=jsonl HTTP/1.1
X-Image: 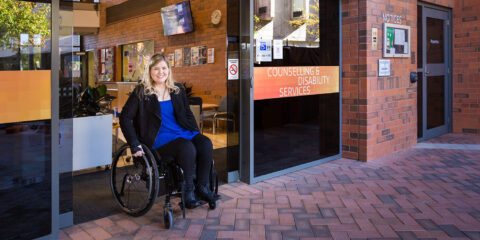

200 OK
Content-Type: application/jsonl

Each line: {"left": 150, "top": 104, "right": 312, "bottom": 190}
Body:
{"left": 195, "top": 184, "right": 222, "bottom": 202}
{"left": 183, "top": 184, "right": 200, "bottom": 209}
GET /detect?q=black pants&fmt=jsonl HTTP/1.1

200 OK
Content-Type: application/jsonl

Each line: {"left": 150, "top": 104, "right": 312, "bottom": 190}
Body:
{"left": 154, "top": 134, "right": 213, "bottom": 190}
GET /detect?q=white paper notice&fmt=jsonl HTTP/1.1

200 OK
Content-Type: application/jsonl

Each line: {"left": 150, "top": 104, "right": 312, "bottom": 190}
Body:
{"left": 378, "top": 59, "right": 391, "bottom": 76}
{"left": 256, "top": 39, "right": 272, "bottom": 62}
{"left": 273, "top": 39, "right": 283, "bottom": 59}
{"left": 394, "top": 29, "right": 405, "bottom": 45}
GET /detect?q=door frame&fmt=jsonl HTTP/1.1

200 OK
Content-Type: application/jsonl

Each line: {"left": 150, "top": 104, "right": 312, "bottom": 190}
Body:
{"left": 239, "top": 0, "right": 343, "bottom": 184}
{"left": 417, "top": 2, "right": 452, "bottom": 141}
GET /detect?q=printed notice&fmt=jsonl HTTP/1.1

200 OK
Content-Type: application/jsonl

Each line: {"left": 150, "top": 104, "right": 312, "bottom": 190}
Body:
{"left": 273, "top": 39, "right": 283, "bottom": 59}
{"left": 378, "top": 59, "right": 391, "bottom": 76}
{"left": 256, "top": 39, "right": 272, "bottom": 62}
{"left": 394, "top": 29, "right": 405, "bottom": 44}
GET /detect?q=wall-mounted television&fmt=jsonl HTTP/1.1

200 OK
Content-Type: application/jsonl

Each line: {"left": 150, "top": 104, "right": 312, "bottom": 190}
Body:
{"left": 160, "top": 1, "right": 194, "bottom": 36}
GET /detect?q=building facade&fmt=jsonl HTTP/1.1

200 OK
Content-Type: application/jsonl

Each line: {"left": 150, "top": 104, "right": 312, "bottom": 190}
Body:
{"left": 0, "top": 0, "right": 479, "bottom": 239}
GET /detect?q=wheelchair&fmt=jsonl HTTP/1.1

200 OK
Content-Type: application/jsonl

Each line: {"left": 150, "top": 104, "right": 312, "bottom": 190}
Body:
{"left": 110, "top": 143, "right": 219, "bottom": 229}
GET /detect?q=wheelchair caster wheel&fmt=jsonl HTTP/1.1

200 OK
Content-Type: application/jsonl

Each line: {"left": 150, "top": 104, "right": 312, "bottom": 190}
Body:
{"left": 208, "top": 200, "right": 217, "bottom": 210}
{"left": 164, "top": 209, "right": 174, "bottom": 229}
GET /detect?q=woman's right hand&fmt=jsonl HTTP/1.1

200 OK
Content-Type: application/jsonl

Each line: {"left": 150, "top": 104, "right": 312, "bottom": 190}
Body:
{"left": 132, "top": 145, "right": 144, "bottom": 157}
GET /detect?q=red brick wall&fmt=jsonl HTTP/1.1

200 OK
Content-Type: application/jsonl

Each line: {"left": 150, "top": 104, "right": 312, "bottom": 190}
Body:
{"left": 452, "top": 0, "right": 480, "bottom": 135}
{"left": 342, "top": 0, "right": 458, "bottom": 161}
{"left": 342, "top": 0, "right": 418, "bottom": 161}
{"left": 84, "top": 0, "right": 227, "bottom": 104}
{"left": 341, "top": 0, "right": 365, "bottom": 160}
{"left": 363, "top": 0, "right": 419, "bottom": 160}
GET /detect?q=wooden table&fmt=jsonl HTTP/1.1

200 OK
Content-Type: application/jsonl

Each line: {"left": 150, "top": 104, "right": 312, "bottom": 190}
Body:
{"left": 202, "top": 103, "right": 219, "bottom": 111}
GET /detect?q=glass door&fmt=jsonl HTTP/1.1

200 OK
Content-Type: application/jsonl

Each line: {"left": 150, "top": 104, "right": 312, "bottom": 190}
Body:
{"left": 0, "top": 0, "right": 55, "bottom": 239}
{"left": 243, "top": 0, "right": 341, "bottom": 182}
{"left": 418, "top": 6, "right": 450, "bottom": 140}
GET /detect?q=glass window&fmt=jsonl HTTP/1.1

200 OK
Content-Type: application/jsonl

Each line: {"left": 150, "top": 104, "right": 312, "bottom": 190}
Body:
{"left": 0, "top": 1, "right": 52, "bottom": 239}
{"left": 426, "top": 17, "right": 444, "bottom": 64}
{"left": 253, "top": 0, "right": 340, "bottom": 177}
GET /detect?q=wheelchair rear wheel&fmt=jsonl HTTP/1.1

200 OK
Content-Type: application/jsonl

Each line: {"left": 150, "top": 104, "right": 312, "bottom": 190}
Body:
{"left": 110, "top": 144, "right": 159, "bottom": 217}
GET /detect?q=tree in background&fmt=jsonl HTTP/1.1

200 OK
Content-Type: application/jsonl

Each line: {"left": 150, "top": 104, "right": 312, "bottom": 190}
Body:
{"left": 0, "top": 0, "right": 50, "bottom": 50}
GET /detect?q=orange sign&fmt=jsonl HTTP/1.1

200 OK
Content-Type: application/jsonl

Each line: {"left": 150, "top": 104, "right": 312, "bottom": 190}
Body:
{"left": 0, "top": 70, "right": 51, "bottom": 124}
{"left": 254, "top": 66, "right": 339, "bottom": 100}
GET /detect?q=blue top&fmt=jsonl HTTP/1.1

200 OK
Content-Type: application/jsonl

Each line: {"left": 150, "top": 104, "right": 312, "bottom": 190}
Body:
{"left": 152, "top": 100, "right": 199, "bottom": 149}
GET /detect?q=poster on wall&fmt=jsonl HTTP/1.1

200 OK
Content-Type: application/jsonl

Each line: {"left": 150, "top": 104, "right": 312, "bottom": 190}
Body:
{"left": 191, "top": 46, "right": 199, "bottom": 66}
{"left": 174, "top": 49, "right": 182, "bottom": 67}
{"left": 256, "top": 39, "right": 272, "bottom": 62}
{"left": 207, "top": 48, "right": 214, "bottom": 63}
{"left": 121, "top": 40, "right": 154, "bottom": 82}
{"left": 168, "top": 53, "right": 175, "bottom": 67}
{"left": 100, "top": 49, "right": 105, "bottom": 62}
{"left": 199, "top": 46, "right": 207, "bottom": 65}
{"left": 253, "top": 66, "right": 340, "bottom": 100}
{"left": 183, "top": 47, "right": 191, "bottom": 66}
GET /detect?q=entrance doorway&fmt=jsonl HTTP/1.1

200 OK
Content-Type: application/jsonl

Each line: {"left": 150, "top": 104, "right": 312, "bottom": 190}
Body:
{"left": 417, "top": 5, "right": 451, "bottom": 140}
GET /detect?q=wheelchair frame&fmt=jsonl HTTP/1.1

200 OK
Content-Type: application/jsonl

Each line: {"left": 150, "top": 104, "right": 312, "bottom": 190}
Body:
{"left": 110, "top": 143, "right": 218, "bottom": 229}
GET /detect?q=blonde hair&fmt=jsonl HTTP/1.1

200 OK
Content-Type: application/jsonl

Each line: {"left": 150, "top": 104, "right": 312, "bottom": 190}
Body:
{"left": 141, "top": 53, "right": 180, "bottom": 96}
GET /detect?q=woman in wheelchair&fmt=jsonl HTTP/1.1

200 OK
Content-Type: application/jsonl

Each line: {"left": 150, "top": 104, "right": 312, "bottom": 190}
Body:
{"left": 119, "top": 53, "right": 221, "bottom": 209}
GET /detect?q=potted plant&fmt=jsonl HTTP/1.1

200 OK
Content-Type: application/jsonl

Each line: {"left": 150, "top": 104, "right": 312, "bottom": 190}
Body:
{"left": 73, "top": 84, "right": 116, "bottom": 117}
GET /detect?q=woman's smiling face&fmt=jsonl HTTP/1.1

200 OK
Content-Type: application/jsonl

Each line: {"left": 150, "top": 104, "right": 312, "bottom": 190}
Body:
{"left": 150, "top": 60, "right": 169, "bottom": 85}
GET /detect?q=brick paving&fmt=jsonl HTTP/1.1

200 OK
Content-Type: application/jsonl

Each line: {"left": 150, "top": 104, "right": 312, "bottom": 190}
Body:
{"left": 61, "top": 134, "right": 480, "bottom": 240}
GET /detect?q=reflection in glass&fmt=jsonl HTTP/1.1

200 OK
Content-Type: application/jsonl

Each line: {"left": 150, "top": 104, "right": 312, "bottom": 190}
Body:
{"left": 0, "top": 121, "right": 52, "bottom": 240}
{"left": 0, "top": 1, "right": 51, "bottom": 71}
{"left": 426, "top": 17, "right": 444, "bottom": 64}
{"left": 427, "top": 76, "right": 445, "bottom": 129}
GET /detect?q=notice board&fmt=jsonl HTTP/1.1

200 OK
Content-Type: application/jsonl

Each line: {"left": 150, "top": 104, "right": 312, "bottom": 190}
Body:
{"left": 383, "top": 23, "right": 410, "bottom": 58}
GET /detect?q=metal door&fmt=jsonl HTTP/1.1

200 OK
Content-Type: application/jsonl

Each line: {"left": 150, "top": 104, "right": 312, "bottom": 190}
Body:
{"left": 418, "top": 6, "right": 451, "bottom": 140}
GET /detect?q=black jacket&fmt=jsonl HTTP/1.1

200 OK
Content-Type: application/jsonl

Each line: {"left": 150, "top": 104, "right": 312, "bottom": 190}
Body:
{"left": 119, "top": 83, "right": 199, "bottom": 151}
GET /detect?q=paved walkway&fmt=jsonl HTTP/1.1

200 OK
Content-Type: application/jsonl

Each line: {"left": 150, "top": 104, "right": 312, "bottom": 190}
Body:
{"left": 61, "top": 134, "right": 480, "bottom": 240}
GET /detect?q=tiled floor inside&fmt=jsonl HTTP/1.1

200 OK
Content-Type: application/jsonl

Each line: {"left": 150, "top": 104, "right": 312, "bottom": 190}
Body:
{"left": 61, "top": 133, "right": 480, "bottom": 240}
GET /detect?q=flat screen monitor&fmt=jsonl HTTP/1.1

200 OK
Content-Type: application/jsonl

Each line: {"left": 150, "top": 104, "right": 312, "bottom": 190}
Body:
{"left": 160, "top": 1, "right": 194, "bottom": 36}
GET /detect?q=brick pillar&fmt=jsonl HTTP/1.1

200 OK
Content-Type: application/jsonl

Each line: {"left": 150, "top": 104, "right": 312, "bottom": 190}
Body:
{"left": 453, "top": 0, "right": 480, "bottom": 135}
{"left": 341, "top": 0, "right": 368, "bottom": 161}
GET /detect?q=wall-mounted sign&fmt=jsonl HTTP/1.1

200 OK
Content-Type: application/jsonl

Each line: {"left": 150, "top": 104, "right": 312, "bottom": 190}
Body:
{"left": 228, "top": 59, "right": 239, "bottom": 80}
{"left": 383, "top": 23, "right": 410, "bottom": 58}
{"left": 378, "top": 59, "right": 391, "bottom": 76}
{"left": 383, "top": 13, "right": 402, "bottom": 24}
{"left": 253, "top": 66, "right": 339, "bottom": 100}
{"left": 256, "top": 39, "right": 272, "bottom": 62}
